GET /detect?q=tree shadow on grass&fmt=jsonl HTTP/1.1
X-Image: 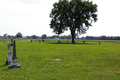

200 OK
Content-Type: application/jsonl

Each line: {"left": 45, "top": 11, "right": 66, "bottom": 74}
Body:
{"left": 48, "top": 42, "right": 96, "bottom": 45}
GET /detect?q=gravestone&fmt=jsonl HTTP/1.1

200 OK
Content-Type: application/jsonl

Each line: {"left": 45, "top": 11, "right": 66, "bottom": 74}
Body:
{"left": 42, "top": 40, "right": 44, "bottom": 42}
{"left": 39, "top": 40, "right": 40, "bottom": 43}
{"left": 83, "top": 40, "right": 85, "bottom": 44}
{"left": 11, "top": 39, "right": 13, "bottom": 46}
{"left": 58, "top": 40, "right": 60, "bottom": 43}
{"left": 5, "top": 42, "right": 13, "bottom": 65}
{"left": 67, "top": 41, "right": 69, "bottom": 43}
{"left": 8, "top": 40, "right": 21, "bottom": 68}
{"left": 99, "top": 40, "right": 101, "bottom": 44}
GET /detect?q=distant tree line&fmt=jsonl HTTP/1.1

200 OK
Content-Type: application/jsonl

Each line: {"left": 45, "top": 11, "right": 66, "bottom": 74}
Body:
{"left": 0, "top": 33, "right": 72, "bottom": 39}
{"left": 0, "top": 33, "right": 120, "bottom": 40}
{"left": 0, "top": 32, "right": 23, "bottom": 39}
{"left": 26, "top": 35, "right": 72, "bottom": 39}
{"left": 82, "top": 36, "right": 120, "bottom": 40}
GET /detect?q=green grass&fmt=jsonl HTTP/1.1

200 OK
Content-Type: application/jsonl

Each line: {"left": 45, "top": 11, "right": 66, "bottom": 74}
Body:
{"left": 0, "top": 39, "right": 120, "bottom": 80}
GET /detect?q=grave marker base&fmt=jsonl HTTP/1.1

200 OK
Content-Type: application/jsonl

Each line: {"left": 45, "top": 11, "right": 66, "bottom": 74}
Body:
{"left": 8, "top": 63, "right": 21, "bottom": 69}
{"left": 8, "top": 57, "right": 21, "bottom": 68}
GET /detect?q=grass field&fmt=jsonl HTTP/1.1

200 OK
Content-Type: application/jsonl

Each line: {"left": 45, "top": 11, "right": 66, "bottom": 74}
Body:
{"left": 0, "top": 39, "right": 120, "bottom": 80}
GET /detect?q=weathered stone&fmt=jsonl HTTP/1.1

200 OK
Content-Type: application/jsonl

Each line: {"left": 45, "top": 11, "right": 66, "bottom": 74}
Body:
{"left": 8, "top": 40, "right": 21, "bottom": 68}
{"left": 6, "top": 42, "right": 12, "bottom": 65}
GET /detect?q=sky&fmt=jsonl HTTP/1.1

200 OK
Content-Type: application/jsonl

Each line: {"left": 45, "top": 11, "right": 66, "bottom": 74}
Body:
{"left": 0, "top": 0, "right": 120, "bottom": 37}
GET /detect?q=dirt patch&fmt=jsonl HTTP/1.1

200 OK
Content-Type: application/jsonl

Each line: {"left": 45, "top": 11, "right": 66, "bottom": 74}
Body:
{"left": 55, "top": 58, "right": 62, "bottom": 61}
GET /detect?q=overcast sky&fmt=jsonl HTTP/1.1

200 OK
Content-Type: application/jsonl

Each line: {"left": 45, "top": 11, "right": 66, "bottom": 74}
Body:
{"left": 0, "top": 0, "right": 120, "bottom": 37}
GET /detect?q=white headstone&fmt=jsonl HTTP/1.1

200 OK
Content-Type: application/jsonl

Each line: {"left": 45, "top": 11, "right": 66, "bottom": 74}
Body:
{"left": 7, "top": 42, "right": 12, "bottom": 64}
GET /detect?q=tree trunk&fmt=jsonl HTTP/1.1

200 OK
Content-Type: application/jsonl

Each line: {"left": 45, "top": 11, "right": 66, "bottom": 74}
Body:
{"left": 71, "top": 29, "right": 75, "bottom": 43}
{"left": 72, "top": 35, "right": 75, "bottom": 43}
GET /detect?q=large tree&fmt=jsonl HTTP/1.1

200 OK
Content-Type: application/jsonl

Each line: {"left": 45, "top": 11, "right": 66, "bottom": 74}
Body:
{"left": 50, "top": 0, "right": 98, "bottom": 43}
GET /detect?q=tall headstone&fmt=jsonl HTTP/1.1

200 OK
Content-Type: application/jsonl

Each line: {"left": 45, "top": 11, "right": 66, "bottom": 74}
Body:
{"left": 99, "top": 40, "right": 101, "bottom": 44}
{"left": 5, "top": 42, "right": 13, "bottom": 65}
{"left": 11, "top": 39, "right": 13, "bottom": 46}
{"left": 8, "top": 40, "right": 21, "bottom": 68}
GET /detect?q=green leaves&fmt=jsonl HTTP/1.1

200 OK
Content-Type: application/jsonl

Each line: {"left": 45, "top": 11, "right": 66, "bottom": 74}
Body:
{"left": 50, "top": 0, "right": 98, "bottom": 43}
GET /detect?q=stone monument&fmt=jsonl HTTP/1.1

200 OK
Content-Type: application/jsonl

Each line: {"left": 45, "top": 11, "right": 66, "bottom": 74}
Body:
{"left": 8, "top": 40, "right": 21, "bottom": 68}
{"left": 5, "top": 42, "right": 13, "bottom": 65}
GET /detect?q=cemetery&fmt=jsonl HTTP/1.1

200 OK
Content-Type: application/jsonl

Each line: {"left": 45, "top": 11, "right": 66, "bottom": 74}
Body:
{"left": 0, "top": 0, "right": 120, "bottom": 79}
{"left": 0, "top": 39, "right": 120, "bottom": 80}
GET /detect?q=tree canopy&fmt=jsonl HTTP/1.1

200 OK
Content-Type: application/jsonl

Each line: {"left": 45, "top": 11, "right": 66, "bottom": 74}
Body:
{"left": 50, "top": 0, "right": 98, "bottom": 43}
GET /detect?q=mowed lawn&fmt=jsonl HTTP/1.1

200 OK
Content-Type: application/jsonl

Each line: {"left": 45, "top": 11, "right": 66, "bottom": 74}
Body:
{"left": 0, "top": 39, "right": 120, "bottom": 80}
